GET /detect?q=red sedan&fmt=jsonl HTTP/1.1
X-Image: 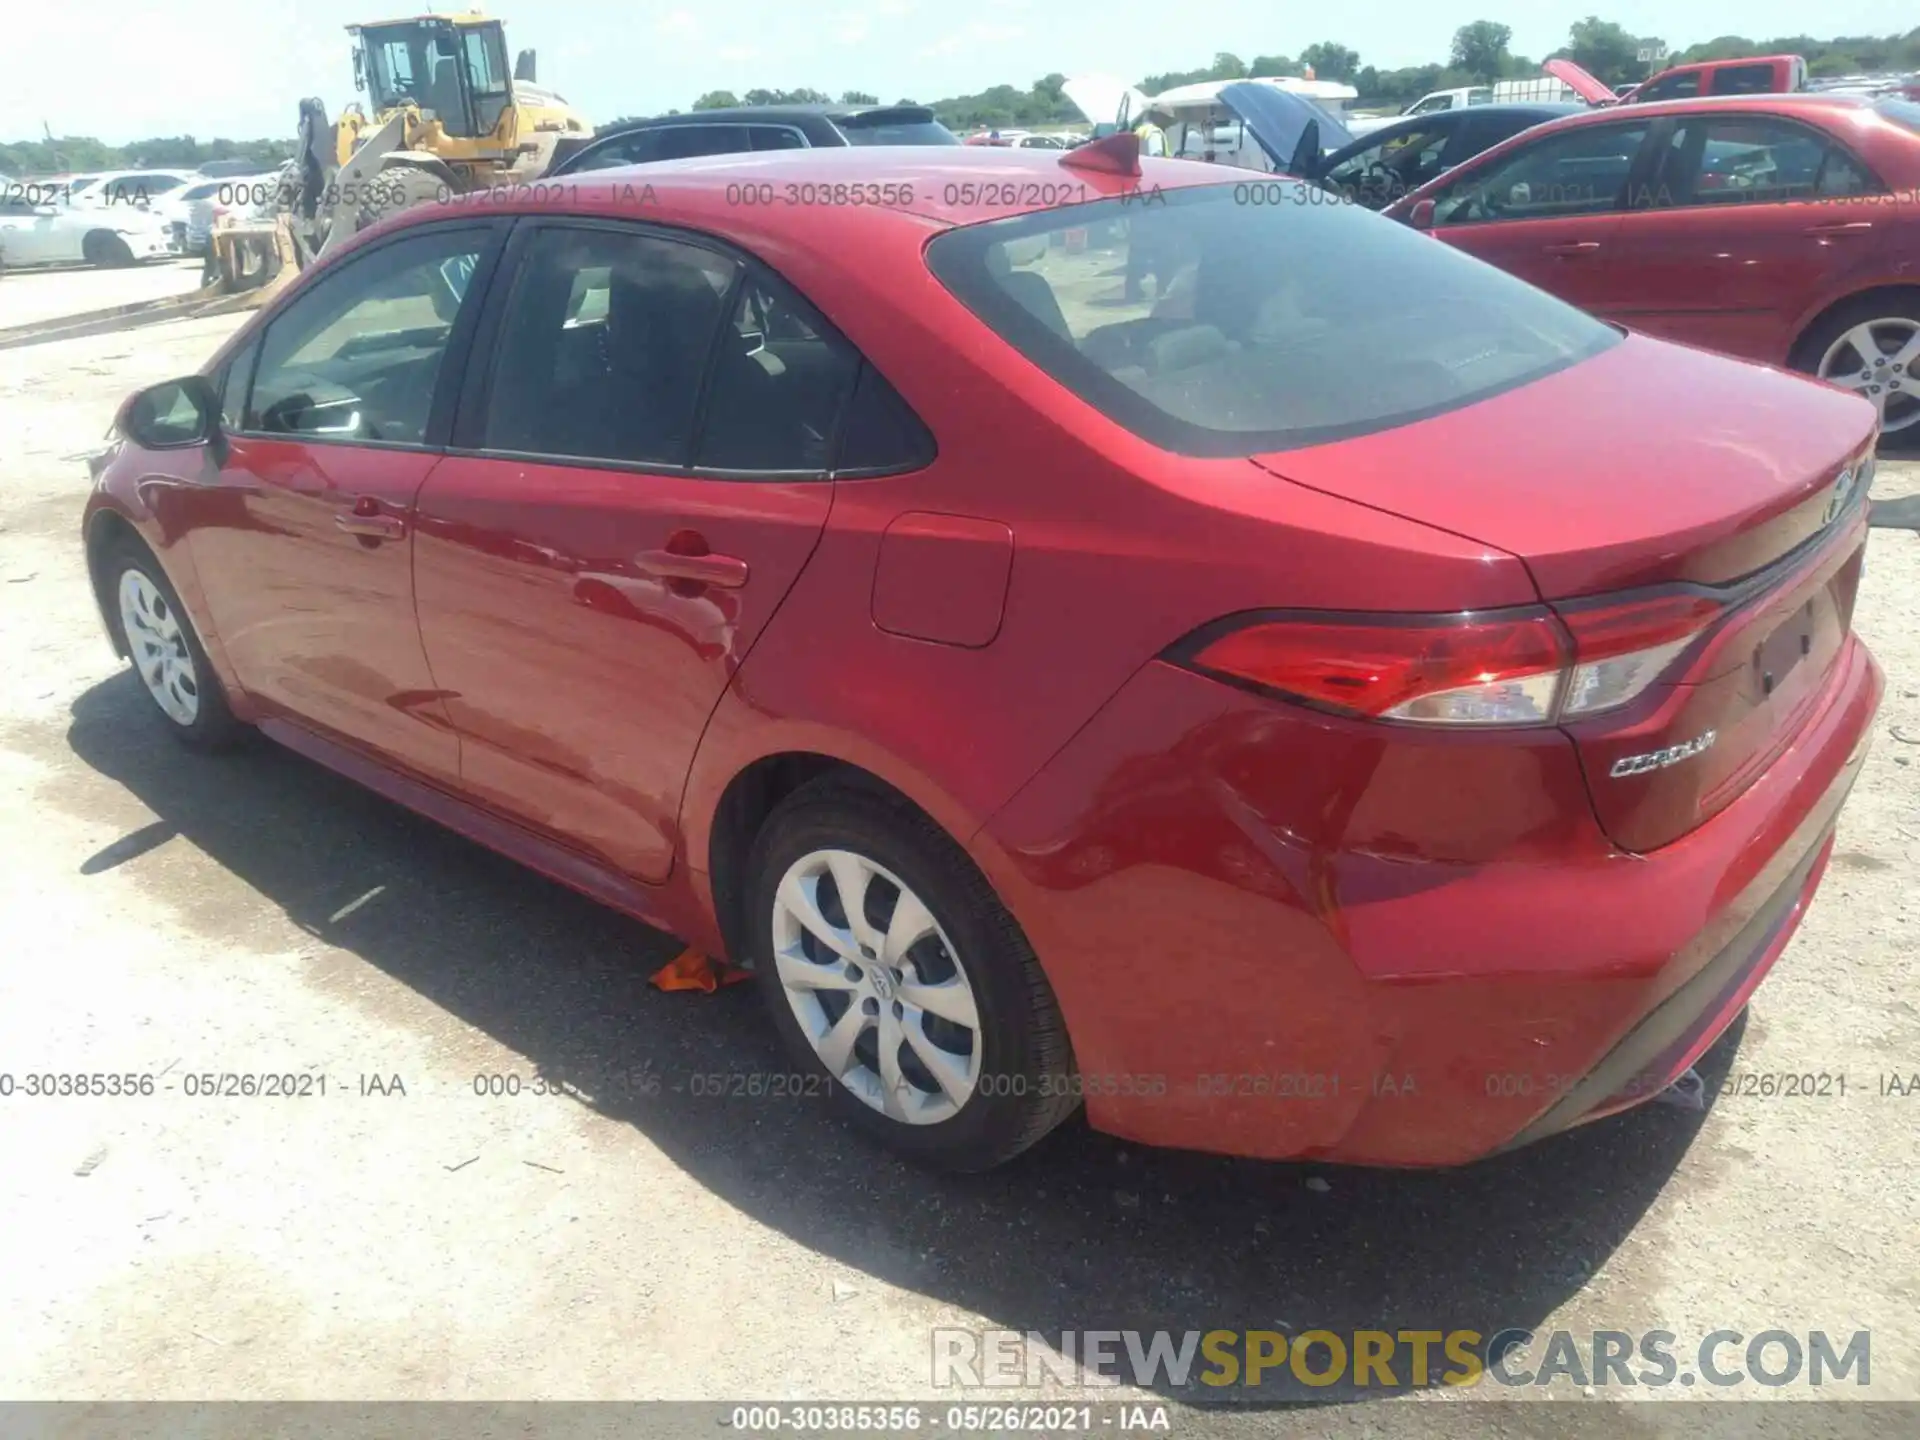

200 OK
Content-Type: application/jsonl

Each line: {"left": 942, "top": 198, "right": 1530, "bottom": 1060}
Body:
{"left": 84, "top": 143, "right": 1882, "bottom": 1172}
{"left": 1387, "top": 92, "right": 1920, "bottom": 437}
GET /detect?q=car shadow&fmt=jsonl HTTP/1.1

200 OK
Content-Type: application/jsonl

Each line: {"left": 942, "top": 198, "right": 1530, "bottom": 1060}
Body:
{"left": 64, "top": 670, "right": 1735, "bottom": 1405}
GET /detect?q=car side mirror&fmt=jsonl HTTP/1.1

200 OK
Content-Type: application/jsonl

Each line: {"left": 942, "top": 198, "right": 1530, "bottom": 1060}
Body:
{"left": 119, "top": 375, "right": 222, "bottom": 453}
{"left": 1406, "top": 198, "right": 1436, "bottom": 230}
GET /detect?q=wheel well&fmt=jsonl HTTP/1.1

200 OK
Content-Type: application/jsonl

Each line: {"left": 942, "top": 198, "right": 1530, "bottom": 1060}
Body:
{"left": 85, "top": 511, "right": 146, "bottom": 657}
{"left": 1791, "top": 284, "right": 1920, "bottom": 369}
{"left": 707, "top": 753, "right": 916, "bottom": 962}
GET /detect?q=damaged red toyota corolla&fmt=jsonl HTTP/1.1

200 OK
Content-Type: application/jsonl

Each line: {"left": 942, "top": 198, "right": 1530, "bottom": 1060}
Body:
{"left": 82, "top": 138, "right": 1882, "bottom": 1171}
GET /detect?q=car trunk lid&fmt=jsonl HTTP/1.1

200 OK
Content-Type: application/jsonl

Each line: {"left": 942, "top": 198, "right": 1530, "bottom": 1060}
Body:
{"left": 1252, "top": 333, "right": 1878, "bottom": 850}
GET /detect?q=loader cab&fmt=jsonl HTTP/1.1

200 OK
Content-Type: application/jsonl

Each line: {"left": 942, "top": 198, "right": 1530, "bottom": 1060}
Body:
{"left": 351, "top": 17, "right": 513, "bottom": 139}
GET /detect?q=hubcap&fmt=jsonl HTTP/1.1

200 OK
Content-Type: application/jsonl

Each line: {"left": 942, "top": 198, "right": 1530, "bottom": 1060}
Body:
{"left": 771, "top": 849, "right": 982, "bottom": 1125}
{"left": 118, "top": 569, "right": 199, "bottom": 726}
{"left": 1818, "top": 318, "right": 1920, "bottom": 433}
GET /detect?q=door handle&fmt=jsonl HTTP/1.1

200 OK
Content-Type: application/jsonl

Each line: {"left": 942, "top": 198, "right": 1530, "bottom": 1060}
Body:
{"left": 634, "top": 547, "right": 749, "bottom": 589}
{"left": 1542, "top": 240, "right": 1602, "bottom": 256}
{"left": 334, "top": 495, "right": 406, "bottom": 541}
{"left": 1803, "top": 221, "right": 1873, "bottom": 236}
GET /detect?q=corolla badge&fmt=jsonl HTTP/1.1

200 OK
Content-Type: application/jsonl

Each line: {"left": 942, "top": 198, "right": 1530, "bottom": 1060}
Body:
{"left": 1823, "top": 467, "right": 1858, "bottom": 527}
{"left": 1610, "top": 731, "right": 1718, "bottom": 779}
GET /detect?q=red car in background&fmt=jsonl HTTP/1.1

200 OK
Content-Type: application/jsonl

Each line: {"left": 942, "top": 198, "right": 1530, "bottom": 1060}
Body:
{"left": 1389, "top": 93, "right": 1920, "bottom": 438}
{"left": 84, "top": 144, "right": 1881, "bottom": 1173}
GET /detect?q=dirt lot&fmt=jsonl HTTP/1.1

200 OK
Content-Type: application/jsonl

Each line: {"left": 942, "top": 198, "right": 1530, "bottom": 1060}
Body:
{"left": 0, "top": 259, "right": 204, "bottom": 331}
{"left": 0, "top": 261, "right": 1917, "bottom": 1432}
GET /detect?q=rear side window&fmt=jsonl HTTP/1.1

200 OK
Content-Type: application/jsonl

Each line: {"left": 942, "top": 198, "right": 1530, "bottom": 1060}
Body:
{"left": 1646, "top": 116, "right": 1880, "bottom": 206}
{"left": 481, "top": 226, "right": 736, "bottom": 467}
{"left": 749, "top": 126, "right": 808, "bottom": 151}
{"left": 1712, "top": 64, "right": 1781, "bottom": 96}
{"left": 1637, "top": 71, "right": 1702, "bottom": 103}
{"left": 833, "top": 364, "right": 936, "bottom": 474}
{"left": 925, "top": 184, "right": 1617, "bottom": 457}
{"left": 835, "top": 109, "right": 959, "bottom": 146}
{"left": 694, "top": 275, "right": 860, "bottom": 474}
{"left": 649, "top": 125, "right": 751, "bottom": 159}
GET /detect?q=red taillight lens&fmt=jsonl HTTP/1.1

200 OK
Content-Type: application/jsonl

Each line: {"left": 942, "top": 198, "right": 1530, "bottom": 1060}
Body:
{"left": 1178, "top": 592, "right": 1729, "bottom": 729}
{"left": 1187, "top": 608, "right": 1568, "bottom": 725}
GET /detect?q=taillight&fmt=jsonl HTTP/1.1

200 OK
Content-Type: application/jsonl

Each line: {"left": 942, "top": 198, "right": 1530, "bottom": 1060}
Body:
{"left": 1183, "top": 607, "right": 1567, "bottom": 726}
{"left": 1176, "top": 592, "right": 1726, "bottom": 729}
{"left": 1555, "top": 592, "right": 1722, "bottom": 717}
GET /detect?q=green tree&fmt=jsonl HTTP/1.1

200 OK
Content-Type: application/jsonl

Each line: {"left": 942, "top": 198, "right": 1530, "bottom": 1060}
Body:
{"left": 1562, "top": 16, "right": 1642, "bottom": 85}
{"left": 691, "top": 90, "right": 739, "bottom": 110}
{"left": 1450, "top": 20, "right": 1512, "bottom": 81}
{"left": 1299, "top": 42, "right": 1360, "bottom": 82}
{"left": 840, "top": 90, "right": 879, "bottom": 105}
{"left": 1248, "top": 53, "right": 1294, "bottom": 78}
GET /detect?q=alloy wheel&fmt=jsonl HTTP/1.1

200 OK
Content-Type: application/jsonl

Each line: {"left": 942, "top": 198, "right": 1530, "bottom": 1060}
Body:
{"left": 118, "top": 568, "right": 200, "bottom": 726}
{"left": 1818, "top": 317, "right": 1920, "bottom": 434}
{"left": 771, "top": 848, "right": 983, "bottom": 1124}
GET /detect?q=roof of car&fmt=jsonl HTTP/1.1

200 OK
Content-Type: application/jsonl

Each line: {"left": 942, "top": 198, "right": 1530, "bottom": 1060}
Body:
{"left": 594, "top": 103, "right": 935, "bottom": 132}
{"left": 1573, "top": 91, "right": 1878, "bottom": 120}
{"left": 357, "top": 145, "right": 1222, "bottom": 258}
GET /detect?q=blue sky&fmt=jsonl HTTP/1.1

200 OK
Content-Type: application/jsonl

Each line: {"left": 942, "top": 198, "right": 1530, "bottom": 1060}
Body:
{"left": 4, "top": 0, "right": 1912, "bottom": 143}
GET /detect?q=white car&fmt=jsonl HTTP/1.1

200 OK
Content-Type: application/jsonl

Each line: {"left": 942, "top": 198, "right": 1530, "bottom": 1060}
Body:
{"left": 0, "top": 194, "right": 180, "bottom": 269}
{"left": 63, "top": 169, "right": 198, "bottom": 210}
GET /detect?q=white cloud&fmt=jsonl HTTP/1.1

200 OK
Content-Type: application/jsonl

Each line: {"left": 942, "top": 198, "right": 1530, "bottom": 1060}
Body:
{"left": 838, "top": 20, "right": 871, "bottom": 44}
{"left": 656, "top": 9, "right": 700, "bottom": 39}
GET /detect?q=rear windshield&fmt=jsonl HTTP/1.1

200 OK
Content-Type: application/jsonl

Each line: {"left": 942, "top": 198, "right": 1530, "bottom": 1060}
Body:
{"left": 836, "top": 109, "right": 959, "bottom": 146}
{"left": 925, "top": 183, "right": 1619, "bottom": 456}
{"left": 1876, "top": 97, "right": 1920, "bottom": 135}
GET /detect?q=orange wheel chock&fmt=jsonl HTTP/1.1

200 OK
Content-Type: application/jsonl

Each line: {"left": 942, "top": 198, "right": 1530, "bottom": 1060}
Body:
{"left": 649, "top": 946, "right": 753, "bottom": 994}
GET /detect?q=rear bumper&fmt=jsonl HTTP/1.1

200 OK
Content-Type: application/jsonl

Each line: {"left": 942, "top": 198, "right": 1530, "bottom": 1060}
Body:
{"left": 974, "top": 633, "right": 1882, "bottom": 1165}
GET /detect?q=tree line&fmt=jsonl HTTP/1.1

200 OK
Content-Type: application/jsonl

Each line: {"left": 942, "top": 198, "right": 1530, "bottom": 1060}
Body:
{"left": 6, "top": 19, "right": 1918, "bottom": 172}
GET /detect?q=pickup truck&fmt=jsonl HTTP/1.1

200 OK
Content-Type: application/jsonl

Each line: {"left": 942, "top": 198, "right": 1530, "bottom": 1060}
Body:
{"left": 1545, "top": 54, "right": 1808, "bottom": 106}
{"left": 1346, "top": 85, "right": 1491, "bottom": 137}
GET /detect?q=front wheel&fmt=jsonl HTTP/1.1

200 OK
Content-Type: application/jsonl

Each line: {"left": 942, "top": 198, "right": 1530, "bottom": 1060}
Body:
{"left": 1794, "top": 295, "right": 1920, "bottom": 439}
{"left": 110, "top": 542, "right": 245, "bottom": 750}
{"left": 745, "top": 778, "right": 1079, "bottom": 1171}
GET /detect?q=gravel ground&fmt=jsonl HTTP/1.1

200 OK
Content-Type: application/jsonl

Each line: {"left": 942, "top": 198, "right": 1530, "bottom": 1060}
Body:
{"left": 0, "top": 262, "right": 1916, "bottom": 1434}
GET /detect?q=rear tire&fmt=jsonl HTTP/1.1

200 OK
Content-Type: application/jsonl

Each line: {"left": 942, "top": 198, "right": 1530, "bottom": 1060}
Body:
{"left": 1791, "top": 292, "right": 1920, "bottom": 443}
{"left": 85, "top": 232, "right": 137, "bottom": 268}
{"left": 744, "top": 777, "right": 1079, "bottom": 1172}
{"left": 107, "top": 540, "right": 245, "bottom": 751}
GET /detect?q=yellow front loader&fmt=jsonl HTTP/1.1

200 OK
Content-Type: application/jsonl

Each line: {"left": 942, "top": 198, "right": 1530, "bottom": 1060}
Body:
{"left": 288, "top": 11, "right": 594, "bottom": 264}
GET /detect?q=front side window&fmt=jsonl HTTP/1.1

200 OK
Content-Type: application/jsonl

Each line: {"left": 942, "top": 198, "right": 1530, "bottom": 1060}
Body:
{"left": 481, "top": 226, "right": 735, "bottom": 467}
{"left": 244, "top": 226, "right": 489, "bottom": 443}
{"left": 1324, "top": 125, "right": 1452, "bottom": 207}
{"left": 926, "top": 184, "right": 1618, "bottom": 456}
{"left": 1409, "top": 94, "right": 1452, "bottom": 115}
{"left": 1430, "top": 121, "right": 1652, "bottom": 224}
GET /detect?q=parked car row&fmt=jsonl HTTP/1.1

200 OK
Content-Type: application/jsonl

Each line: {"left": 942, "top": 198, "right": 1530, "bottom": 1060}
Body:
{"left": 0, "top": 161, "right": 284, "bottom": 272}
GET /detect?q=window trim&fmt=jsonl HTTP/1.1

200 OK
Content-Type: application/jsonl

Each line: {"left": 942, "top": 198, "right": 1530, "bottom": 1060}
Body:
{"left": 1431, "top": 118, "right": 1661, "bottom": 228}
{"left": 224, "top": 218, "right": 509, "bottom": 453}
{"left": 1631, "top": 112, "right": 1888, "bottom": 214}
{"left": 449, "top": 213, "right": 934, "bottom": 483}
